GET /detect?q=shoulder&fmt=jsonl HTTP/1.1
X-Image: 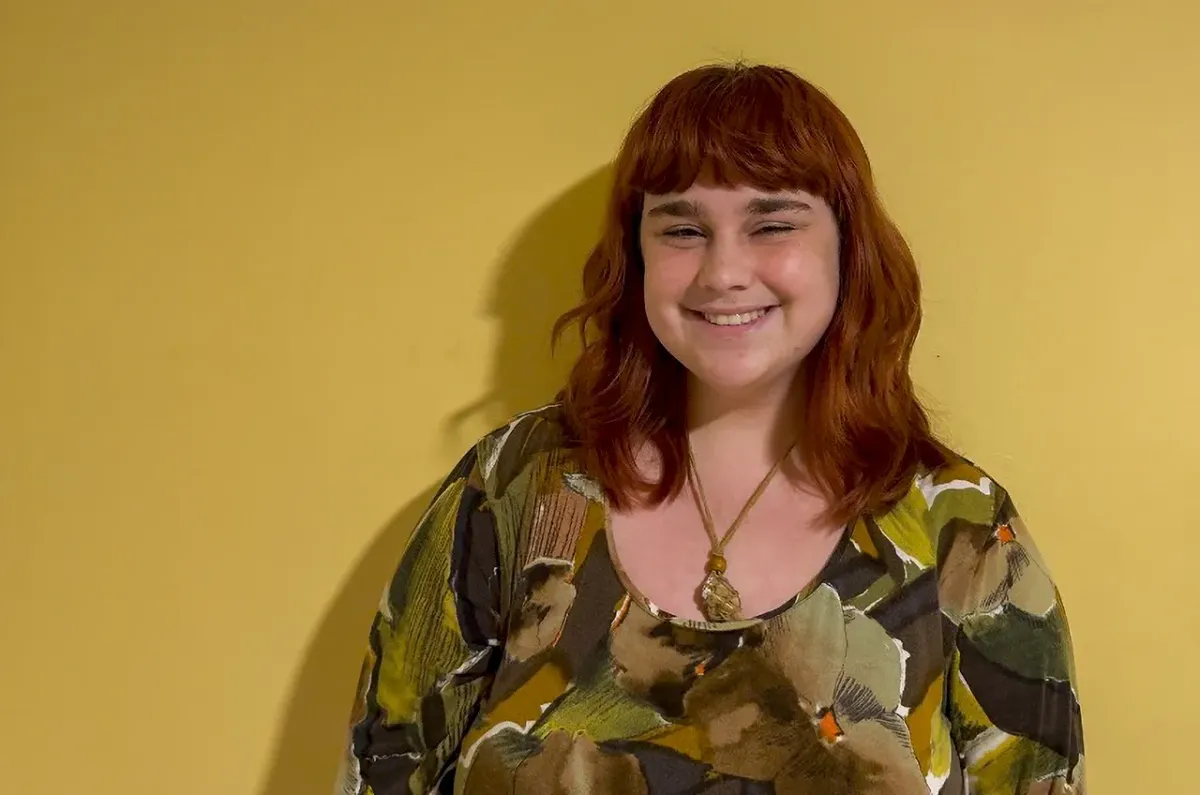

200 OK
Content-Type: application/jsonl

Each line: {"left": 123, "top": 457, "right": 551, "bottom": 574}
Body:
{"left": 891, "top": 451, "right": 1063, "bottom": 623}
{"left": 912, "top": 451, "right": 1010, "bottom": 534}
{"left": 465, "top": 404, "right": 607, "bottom": 597}
{"left": 868, "top": 451, "right": 1027, "bottom": 591}
{"left": 872, "top": 451, "right": 1005, "bottom": 551}
{"left": 467, "top": 403, "right": 580, "bottom": 500}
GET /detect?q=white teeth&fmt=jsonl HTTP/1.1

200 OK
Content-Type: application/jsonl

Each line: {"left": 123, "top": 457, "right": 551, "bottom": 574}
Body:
{"left": 702, "top": 308, "right": 769, "bottom": 326}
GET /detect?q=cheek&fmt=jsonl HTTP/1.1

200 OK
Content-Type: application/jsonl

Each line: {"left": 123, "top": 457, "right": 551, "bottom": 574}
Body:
{"left": 642, "top": 253, "right": 695, "bottom": 307}
{"left": 767, "top": 247, "right": 840, "bottom": 302}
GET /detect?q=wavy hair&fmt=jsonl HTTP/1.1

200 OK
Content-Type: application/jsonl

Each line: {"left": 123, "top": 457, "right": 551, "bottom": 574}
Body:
{"left": 553, "top": 63, "right": 949, "bottom": 524}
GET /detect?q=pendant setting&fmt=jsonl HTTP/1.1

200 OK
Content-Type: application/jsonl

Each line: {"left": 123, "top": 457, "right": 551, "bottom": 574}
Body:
{"left": 685, "top": 443, "right": 794, "bottom": 625}
{"left": 699, "top": 553, "right": 742, "bottom": 621}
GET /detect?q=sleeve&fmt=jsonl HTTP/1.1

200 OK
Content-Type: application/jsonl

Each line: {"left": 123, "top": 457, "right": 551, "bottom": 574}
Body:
{"left": 944, "top": 488, "right": 1086, "bottom": 794}
{"left": 336, "top": 445, "right": 507, "bottom": 795}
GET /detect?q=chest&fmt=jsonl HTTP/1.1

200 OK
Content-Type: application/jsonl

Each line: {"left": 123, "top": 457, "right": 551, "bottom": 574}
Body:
{"left": 468, "top": 520, "right": 955, "bottom": 795}
{"left": 607, "top": 484, "right": 844, "bottom": 621}
{"left": 461, "top": 469, "right": 960, "bottom": 794}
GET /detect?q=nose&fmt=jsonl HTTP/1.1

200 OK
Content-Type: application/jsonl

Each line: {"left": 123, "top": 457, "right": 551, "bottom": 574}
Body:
{"left": 695, "top": 235, "right": 753, "bottom": 292}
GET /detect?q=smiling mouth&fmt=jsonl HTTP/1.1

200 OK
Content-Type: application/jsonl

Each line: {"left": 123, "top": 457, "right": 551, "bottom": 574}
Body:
{"left": 693, "top": 307, "right": 775, "bottom": 326}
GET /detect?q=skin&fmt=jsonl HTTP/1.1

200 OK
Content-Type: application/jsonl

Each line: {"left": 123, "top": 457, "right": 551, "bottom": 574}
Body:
{"left": 640, "top": 183, "right": 840, "bottom": 409}
{"left": 607, "top": 182, "right": 847, "bottom": 621}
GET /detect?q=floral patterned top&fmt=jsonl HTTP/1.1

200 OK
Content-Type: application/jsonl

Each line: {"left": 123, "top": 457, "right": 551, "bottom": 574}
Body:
{"left": 338, "top": 406, "right": 1085, "bottom": 795}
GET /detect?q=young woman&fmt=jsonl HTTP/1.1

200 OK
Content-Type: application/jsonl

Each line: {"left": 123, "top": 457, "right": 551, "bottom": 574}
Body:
{"left": 337, "top": 63, "right": 1085, "bottom": 795}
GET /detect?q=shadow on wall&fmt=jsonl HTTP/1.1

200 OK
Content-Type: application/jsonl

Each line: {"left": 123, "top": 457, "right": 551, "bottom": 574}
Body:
{"left": 444, "top": 166, "right": 612, "bottom": 444}
{"left": 256, "top": 166, "right": 612, "bottom": 795}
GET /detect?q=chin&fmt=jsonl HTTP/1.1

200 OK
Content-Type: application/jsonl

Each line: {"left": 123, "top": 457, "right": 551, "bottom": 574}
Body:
{"left": 688, "top": 363, "right": 788, "bottom": 395}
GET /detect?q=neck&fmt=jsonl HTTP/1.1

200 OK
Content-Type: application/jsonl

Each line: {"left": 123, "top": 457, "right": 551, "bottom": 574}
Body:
{"left": 686, "top": 371, "right": 805, "bottom": 470}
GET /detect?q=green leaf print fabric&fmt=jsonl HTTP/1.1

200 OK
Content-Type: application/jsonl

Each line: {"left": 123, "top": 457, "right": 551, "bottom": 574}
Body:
{"left": 337, "top": 406, "right": 1084, "bottom": 795}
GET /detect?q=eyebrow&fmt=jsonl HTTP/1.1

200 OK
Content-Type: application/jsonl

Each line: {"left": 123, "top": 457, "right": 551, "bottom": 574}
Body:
{"left": 644, "top": 199, "right": 704, "bottom": 219}
{"left": 746, "top": 197, "right": 813, "bottom": 215}
{"left": 644, "top": 196, "right": 813, "bottom": 219}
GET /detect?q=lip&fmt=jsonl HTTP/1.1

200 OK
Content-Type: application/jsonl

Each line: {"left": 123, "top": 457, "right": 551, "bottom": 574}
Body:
{"left": 686, "top": 305, "right": 777, "bottom": 334}
{"left": 691, "top": 306, "right": 777, "bottom": 315}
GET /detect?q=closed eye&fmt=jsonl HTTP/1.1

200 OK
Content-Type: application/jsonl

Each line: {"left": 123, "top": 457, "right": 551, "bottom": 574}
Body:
{"left": 662, "top": 227, "right": 705, "bottom": 239}
{"left": 754, "top": 224, "right": 796, "bottom": 236}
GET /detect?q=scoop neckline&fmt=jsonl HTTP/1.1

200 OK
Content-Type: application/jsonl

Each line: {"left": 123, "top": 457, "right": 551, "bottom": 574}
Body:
{"left": 601, "top": 499, "right": 855, "bottom": 632}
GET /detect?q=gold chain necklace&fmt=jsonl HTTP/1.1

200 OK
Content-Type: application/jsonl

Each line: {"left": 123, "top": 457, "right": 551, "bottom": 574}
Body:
{"left": 686, "top": 444, "right": 793, "bottom": 622}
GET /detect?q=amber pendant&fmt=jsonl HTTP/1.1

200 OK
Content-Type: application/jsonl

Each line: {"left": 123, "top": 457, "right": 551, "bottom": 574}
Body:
{"left": 699, "top": 554, "right": 742, "bottom": 621}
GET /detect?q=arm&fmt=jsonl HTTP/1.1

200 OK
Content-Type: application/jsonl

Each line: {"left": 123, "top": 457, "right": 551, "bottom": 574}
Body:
{"left": 337, "top": 446, "right": 506, "bottom": 795}
{"left": 944, "top": 489, "right": 1086, "bottom": 794}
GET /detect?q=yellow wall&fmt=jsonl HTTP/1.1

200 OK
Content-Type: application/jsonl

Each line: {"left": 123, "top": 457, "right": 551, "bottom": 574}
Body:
{"left": 3, "top": 2, "right": 1196, "bottom": 792}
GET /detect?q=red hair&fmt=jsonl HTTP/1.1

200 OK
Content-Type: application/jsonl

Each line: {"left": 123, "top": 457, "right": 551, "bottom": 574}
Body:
{"left": 553, "top": 63, "right": 949, "bottom": 525}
